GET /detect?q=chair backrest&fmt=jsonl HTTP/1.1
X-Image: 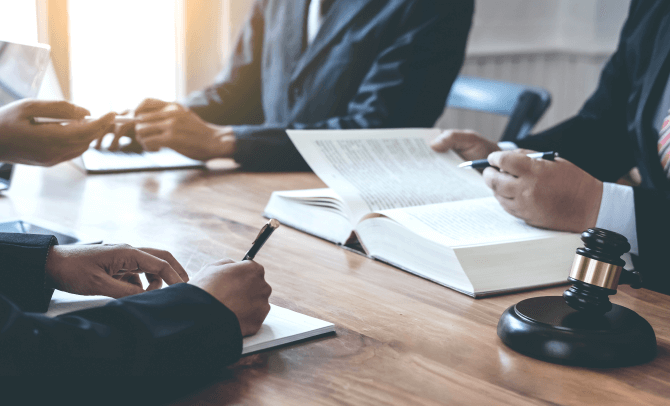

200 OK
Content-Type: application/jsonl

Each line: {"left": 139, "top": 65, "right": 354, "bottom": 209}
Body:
{"left": 445, "top": 76, "right": 551, "bottom": 142}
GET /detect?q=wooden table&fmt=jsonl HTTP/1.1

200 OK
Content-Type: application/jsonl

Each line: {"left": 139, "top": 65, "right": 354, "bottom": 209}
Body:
{"left": 2, "top": 162, "right": 670, "bottom": 405}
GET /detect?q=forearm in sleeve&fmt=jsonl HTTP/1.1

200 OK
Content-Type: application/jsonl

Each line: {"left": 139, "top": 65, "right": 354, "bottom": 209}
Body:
{"left": 0, "top": 233, "right": 57, "bottom": 312}
{"left": 0, "top": 283, "right": 242, "bottom": 376}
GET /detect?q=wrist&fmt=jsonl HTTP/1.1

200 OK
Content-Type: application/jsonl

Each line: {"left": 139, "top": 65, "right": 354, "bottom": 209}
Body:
{"left": 44, "top": 246, "right": 63, "bottom": 289}
{"left": 207, "top": 124, "right": 236, "bottom": 159}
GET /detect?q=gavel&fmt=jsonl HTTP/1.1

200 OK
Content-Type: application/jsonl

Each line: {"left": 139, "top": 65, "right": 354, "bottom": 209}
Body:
{"left": 497, "top": 227, "right": 656, "bottom": 367}
{"left": 563, "top": 228, "right": 642, "bottom": 314}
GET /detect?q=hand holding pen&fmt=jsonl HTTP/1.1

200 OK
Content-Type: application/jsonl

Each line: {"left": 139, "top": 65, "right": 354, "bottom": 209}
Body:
{"left": 476, "top": 149, "right": 604, "bottom": 234}
{"left": 459, "top": 151, "right": 558, "bottom": 169}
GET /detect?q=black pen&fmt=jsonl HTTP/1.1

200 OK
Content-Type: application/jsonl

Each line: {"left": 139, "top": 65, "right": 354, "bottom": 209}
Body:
{"left": 243, "top": 219, "right": 280, "bottom": 261}
{"left": 458, "top": 151, "right": 558, "bottom": 169}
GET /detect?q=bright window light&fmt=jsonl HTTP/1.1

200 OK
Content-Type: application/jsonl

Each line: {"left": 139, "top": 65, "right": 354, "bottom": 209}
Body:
{"left": 0, "top": 0, "right": 38, "bottom": 44}
{"left": 69, "top": 0, "right": 177, "bottom": 115}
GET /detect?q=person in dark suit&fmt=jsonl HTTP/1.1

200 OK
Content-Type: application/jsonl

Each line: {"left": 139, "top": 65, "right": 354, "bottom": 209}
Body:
{"left": 0, "top": 99, "right": 272, "bottom": 376}
{"left": 431, "top": 0, "right": 670, "bottom": 293}
{"left": 107, "top": 0, "right": 474, "bottom": 171}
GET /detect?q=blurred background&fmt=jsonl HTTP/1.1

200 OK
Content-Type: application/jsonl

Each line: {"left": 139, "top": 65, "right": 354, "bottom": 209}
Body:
{"left": 0, "top": 0, "right": 631, "bottom": 140}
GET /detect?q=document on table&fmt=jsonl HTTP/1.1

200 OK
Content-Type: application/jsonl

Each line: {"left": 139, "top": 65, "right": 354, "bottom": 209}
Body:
{"left": 46, "top": 290, "right": 335, "bottom": 354}
{"left": 242, "top": 304, "right": 335, "bottom": 354}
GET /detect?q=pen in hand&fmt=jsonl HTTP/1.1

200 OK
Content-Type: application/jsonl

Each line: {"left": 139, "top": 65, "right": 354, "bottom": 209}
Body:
{"left": 458, "top": 151, "right": 558, "bottom": 169}
{"left": 243, "top": 219, "right": 280, "bottom": 261}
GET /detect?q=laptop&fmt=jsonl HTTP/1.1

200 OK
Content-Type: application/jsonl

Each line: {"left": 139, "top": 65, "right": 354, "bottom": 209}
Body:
{"left": 74, "top": 145, "right": 205, "bottom": 174}
{"left": 0, "top": 39, "right": 99, "bottom": 244}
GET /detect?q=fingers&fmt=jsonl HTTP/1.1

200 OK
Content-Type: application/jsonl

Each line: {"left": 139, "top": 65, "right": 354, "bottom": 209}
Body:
{"left": 136, "top": 108, "right": 182, "bottom": 124}
{"left": 135, "top": 121, "right": 173, "bottom": 151}
{"left": 135, "top": 98, "right": 170, "bottom": 114}
{"left": 121, "top": 248, "right": 185, "bottom": 285}
{"left": 135, "top": 119, "right": 171, "bottom": 138}
{"left": 115, "top": 270, "right": 162, "bottom": 291}
{"left": 23, "top": 100, "right": 90, "bottom": 120}
{"left": 116, "top": 273, "right": 144, "bottom": 289}
{"left": 493, "top": 192, "right": 524, "bottom": 219}
{"left": 482, "top": 167, "right": 520, "bottom": 199}
{"left": 210, "top": 258, "right": 236, "bottom": 266}
{"left": 99, "top": 275, "right": 145, "bottom": 299}
{"left": 145, "top": 273, "right": 164, "bottom": 291}
{"left": 240, "top": 260, "right": 266, "bottom": 278}
{"left": 139, "top": 248, "right": 189, "bottom": 282}
{"left": 109, "top": 121, "right": 136, "bottom": 151}
{"left": 430, "top": 129, "right": 480, "bottom": 152}
{"left": 65, "top": 112, "right": 117, "bottom": 142}
{"left": 487, "top": 151, "right": 533, "bottom": 177}
{"left": 515, "top": 148, "right": 537, "bottom": 155}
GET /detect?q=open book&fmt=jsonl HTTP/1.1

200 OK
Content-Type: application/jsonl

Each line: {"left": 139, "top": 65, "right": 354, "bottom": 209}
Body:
{"left": 264, "top": 129, "right": 581, "bottom": 297}
{"left": 47, "top": 290, "right": 334, "bottom": 355}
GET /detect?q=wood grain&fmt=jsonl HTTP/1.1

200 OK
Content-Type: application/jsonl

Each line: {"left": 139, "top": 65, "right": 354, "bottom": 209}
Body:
{"left": 3, "top": 161, "right": 670, "bottom": 405}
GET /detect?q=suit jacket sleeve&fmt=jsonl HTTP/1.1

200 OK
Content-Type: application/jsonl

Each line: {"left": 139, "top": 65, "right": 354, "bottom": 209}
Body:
{"left": 189, "top": 1, "right": 474, "bottom": 171}
{"left": 0, "top": 283, "right": 242, "bottom": 376}
{"left": 0, "top": 232, "right": 57, "bottom": 312}
{"left": 183, "top": 0, "right": 266, "bottom": 127}
{"left": 516, "top": 1, "right": 670, "bottom": 292}
{"left": 516, "top": 0, "right": 645, "bottom": 182}
{"left": 631, "top": 187, "right": 670, "bottom": 294}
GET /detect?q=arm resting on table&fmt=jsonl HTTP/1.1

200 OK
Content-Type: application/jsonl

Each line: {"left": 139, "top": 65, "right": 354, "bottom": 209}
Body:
{"left": 0, "top": 283, "right": 243, "bottom": 376}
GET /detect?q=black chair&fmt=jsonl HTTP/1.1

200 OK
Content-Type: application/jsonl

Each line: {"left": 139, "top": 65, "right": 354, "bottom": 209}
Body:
{"left": 446, "top": 76, "right": 552, "bottom": 142}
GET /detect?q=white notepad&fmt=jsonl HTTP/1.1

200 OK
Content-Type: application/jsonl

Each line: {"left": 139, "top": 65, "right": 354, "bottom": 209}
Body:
{"left": 46, "top": 290, "right": 335, "bottom": 354}
{"left": 242, "top": 304, "right": 334, "bottom": 354}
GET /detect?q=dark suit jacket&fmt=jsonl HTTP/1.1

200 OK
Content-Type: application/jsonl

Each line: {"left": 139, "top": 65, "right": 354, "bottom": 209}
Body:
{"left": 185, "top": 0, "right": 474, "bottom": 171}
{"left": 0, "top": 233, "right": 243, "bottom": 376}
{"left": 517, "top": 0, "right": 670, "bottom": 293}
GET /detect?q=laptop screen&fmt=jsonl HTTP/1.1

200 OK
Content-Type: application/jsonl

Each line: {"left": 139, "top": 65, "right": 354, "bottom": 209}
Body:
{"left": 0, "top": 40, "right": 51, "bottom": 190}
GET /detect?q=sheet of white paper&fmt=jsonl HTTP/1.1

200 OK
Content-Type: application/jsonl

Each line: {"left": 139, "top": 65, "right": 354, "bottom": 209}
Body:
{"left": 46, "top": 290, "right": 113, "bottom": 317}
{"left": 242, "top": 304, "right": 335, "bottom": 354}
{"left": 45, "top": 291, "right": 335, "bottom": 354}
{"left": 287, "top": 129, "right": 492, "bottom": 223}
{"left": 372, "top": 197, "right": 562, "bottom": 247}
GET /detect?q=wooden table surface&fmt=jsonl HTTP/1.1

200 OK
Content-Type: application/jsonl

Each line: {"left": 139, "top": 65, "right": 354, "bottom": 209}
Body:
{"left": 2, "top": 162, "right": 670, "bottom": 405}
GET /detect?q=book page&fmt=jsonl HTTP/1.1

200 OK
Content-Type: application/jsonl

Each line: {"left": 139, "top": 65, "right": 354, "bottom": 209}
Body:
{"left": 367, "top": 197, "right": 562, "bottom": 247}
{"left": 287, "top": 129, "right": 492, "bottom": 223}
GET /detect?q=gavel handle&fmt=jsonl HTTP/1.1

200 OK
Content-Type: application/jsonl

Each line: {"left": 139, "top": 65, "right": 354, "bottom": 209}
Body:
{"left": 619, "top": 269, "right": 642, "bottom": 289}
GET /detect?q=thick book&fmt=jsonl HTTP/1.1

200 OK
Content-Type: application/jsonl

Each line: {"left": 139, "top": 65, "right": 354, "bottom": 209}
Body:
{"left": 264, "top": 129, "right": 581, "bottom": 297}
{"left": 47, "top": 290, "right": 335, "bottom": 354}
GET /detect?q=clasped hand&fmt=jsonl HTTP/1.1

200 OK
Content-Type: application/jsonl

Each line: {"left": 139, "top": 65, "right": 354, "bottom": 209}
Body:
{"left": 97, "top": 98, "right": 236, "bottom": 161}
{"left": 431, "top": 130, "right": 603, "bottom": 233}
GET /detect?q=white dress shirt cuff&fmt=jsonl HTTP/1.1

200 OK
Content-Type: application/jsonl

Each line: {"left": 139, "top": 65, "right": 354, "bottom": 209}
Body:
{"left": 497, "top": 141, "right": 518, "bottom": 151}
{"left": 595, "top": 182, "right": 638, "bottom": 268}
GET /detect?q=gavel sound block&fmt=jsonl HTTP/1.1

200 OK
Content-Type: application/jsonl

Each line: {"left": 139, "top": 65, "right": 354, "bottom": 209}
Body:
{"left": 497, "top": 228, "right": 656, "bottom": 367}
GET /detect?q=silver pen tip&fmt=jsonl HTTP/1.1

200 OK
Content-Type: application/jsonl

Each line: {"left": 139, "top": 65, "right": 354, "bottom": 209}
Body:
{"left": 458, "top": 161, "right": 472, "bottom": 168}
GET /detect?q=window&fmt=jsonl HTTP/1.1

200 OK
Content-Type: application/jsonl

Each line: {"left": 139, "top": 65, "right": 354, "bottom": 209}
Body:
{"left": 68, "top": 0, "right": 178, "bottom": 115}
{"left": 0, "top": 0, "right": 38, "bottom": 44}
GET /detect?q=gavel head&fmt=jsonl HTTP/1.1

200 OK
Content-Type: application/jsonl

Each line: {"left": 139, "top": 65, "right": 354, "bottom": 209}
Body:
{"left": 563, "top": 228, "right": 642, "bottom": 315}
